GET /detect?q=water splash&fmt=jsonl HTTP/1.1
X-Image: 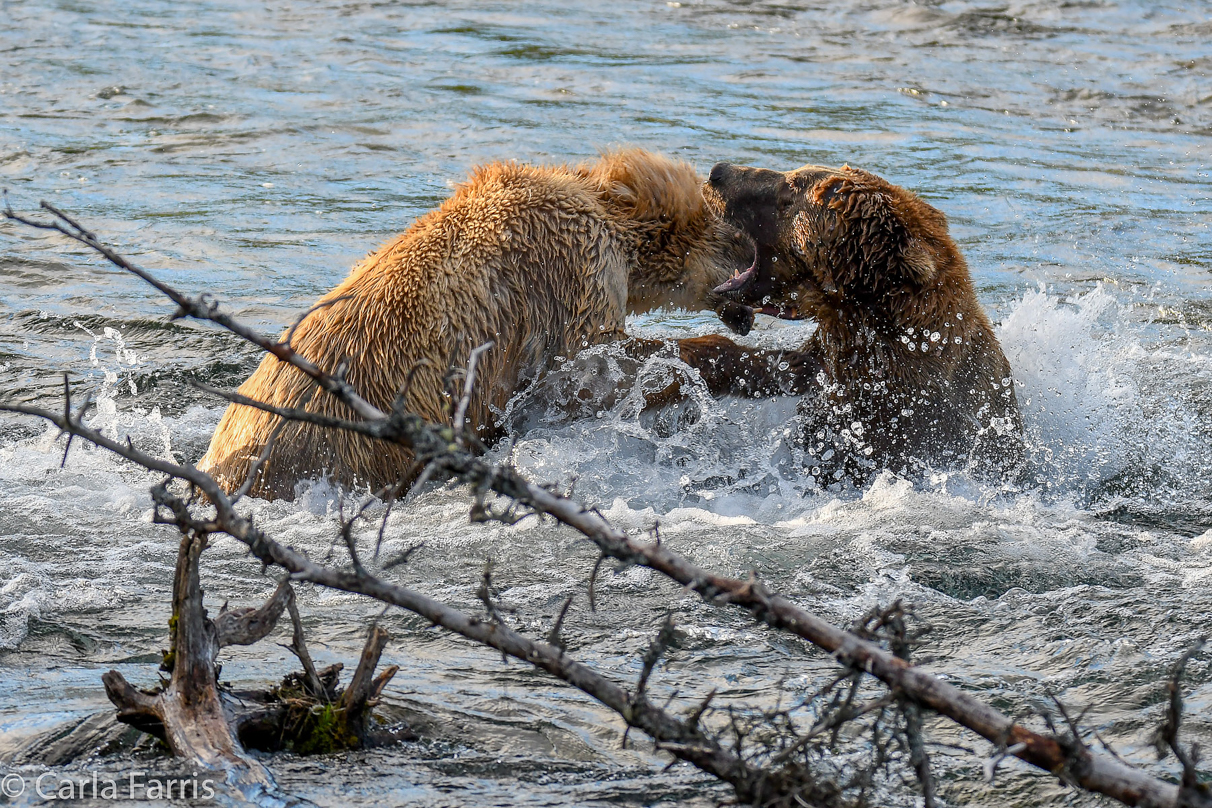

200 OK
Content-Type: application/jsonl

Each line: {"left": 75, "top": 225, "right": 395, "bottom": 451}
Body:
{"left": 495, "top": 286, "right": 1212, "bottom": 517}
{"left": 0, "top": 326, "right": 216, "bottom": 650}
{"left": 999, "top": 284, "right": 1212, "bottom": 506}
{"left": 499, "top": 339, "right": 809, "bottom": 512}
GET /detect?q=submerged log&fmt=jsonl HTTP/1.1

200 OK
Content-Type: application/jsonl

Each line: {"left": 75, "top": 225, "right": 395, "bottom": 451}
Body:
{"left": 245, "top": 627, "right": 402, "bottom": 755}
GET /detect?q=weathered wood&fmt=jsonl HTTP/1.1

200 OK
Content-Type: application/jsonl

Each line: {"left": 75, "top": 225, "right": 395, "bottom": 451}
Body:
{"left": 339, "top": 624, "right": 396, "bottom": 743}
{"left": 102, "top": 533, "right": 274, "bottom": 789}
{"left": 284, "top": 589, "right": 326, "bottom": 699}
{"left": 214, "top": 578, "right": 292, "bottom": 648}
{"left": 102, "top": 547, "right": 400, "bottom": 767}
{"left": 369, "top": 666, "right": 399, "bottom": 704}
{"left": 100, "top": 671, "right": 161, "bottom": 738}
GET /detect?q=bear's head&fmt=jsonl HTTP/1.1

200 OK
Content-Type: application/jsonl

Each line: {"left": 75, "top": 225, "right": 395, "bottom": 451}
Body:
{"left": 580, "top": 149, "right": 758, "bottom": 334}
{"left": 703, "top": 162, "right": 956, "bottom": 323}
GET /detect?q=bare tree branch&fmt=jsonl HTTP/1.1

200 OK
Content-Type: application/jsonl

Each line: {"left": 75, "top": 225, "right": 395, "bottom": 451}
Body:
{"left": 283, "top": 587, "right": 326, "bottom": 700}
{"left": 1155, "top": 638, "right": 1210, "bottom": 806}
{"left": 3, "top": 201, "right": 1207, "bottom": 808}
{"left": 214, "top": 578, "right": 293, "bottom": 648}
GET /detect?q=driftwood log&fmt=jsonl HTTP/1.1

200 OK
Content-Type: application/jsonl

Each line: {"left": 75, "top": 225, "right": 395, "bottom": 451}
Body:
{"left": 102, "top": 532, "right": 274, "bottom": 789}
{"left": 100, "top": 525, "right": 400, "bottom": 789}
{"left": 2, "top": 199, "right": 1209, "bottom": 808}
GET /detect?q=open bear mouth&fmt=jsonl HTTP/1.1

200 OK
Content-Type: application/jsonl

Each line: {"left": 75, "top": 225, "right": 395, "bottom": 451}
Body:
{"left": 712, "top": 244, "right": 780, "bottom": 314}
{"left": 713, "top": 245, "right": 758, "bottom": 294}
{"left": 711, "top": 245, "right": 808, "bottom": 322}
{"left": 754, "top": 302, "right": 806, "bottom": 320}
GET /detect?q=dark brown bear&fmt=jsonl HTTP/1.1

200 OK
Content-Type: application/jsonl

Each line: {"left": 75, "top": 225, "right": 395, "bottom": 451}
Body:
{"left": 704, "top": 161, "right": 1023, "bottom": 484}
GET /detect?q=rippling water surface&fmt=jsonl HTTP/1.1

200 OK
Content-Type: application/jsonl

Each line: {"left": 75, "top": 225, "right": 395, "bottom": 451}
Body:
{"left": 1, "top": 1, "right": 1210, "bottom": 805}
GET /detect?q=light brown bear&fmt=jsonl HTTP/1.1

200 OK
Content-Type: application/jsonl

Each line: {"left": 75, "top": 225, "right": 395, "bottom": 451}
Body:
{"left": 199, "top": 150, "right": 809, "bottom": 500}
{"left": 704, "top": 161, "right": 1023, "bottom": 484}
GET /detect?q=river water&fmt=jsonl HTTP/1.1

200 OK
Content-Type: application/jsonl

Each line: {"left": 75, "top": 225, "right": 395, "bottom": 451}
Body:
{"left": 1, "top": 1, "right": 1210, "bottom": 805}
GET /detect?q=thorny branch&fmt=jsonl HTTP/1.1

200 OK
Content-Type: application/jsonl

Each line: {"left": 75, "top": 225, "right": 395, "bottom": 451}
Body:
{"left": 3, "top": 201, "right": 1210, "bottom": 807}
{"left": 859, "top": 602, "right": 935, "bottom": 808}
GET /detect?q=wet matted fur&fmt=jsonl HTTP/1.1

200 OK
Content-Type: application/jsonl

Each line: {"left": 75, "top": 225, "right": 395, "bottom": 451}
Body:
{"left": 705, "top": 161, "right": 1023, "bottom": 484}
{"left": 199, "top": 149, "right": 754, "bottom": 500}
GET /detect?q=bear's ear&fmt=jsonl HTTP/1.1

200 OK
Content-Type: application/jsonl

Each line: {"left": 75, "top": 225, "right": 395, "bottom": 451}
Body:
{"left": 901, "top": 240, "right": 937, "bottom": 286}
{"left": 810, "top": 169, "right": 893, "bottom": 226}
{"left": 585, "top": 149, "right": 700, "bottom": 226}
{"left": 812, "top": 168, "right": 939, "bottom": 287}
{"left": 809, "top": 174, "right": 852, "bottom": 210}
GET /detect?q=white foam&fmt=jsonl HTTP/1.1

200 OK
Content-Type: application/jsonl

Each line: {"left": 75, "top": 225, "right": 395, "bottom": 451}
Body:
{"left": 3, "top": 288, "right": 1211, "bottom": 652}
{"left": 998, "top": 284, "right": 1212, "bottom": 502}
{"left": 999, "top": 284, "right": 1139, "bottom": 489}
{"left": 0, "top": 328, "right": 181, "bottom": 649}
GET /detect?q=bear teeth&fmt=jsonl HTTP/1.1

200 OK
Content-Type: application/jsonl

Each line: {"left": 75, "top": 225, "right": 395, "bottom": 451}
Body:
{"left": 712, "top": 247, "right": 759, "bottom": 293}
{"left": 712, "top": 265, "right": 756, "bottom": 293}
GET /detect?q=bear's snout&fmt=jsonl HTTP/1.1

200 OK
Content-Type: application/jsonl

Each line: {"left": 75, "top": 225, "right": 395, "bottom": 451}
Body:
{"left": 708, "top": 162, "right": 732, "bottom": 186}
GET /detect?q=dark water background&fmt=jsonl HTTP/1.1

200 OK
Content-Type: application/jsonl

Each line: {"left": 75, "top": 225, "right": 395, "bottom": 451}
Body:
{"left": 1, "top": 1, "right": 1211, "bottom": 805}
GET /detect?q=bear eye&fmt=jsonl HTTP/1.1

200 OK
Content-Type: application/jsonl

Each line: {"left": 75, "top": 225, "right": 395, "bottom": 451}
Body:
{"left": 776, "top": 183, "right": 795, "bottom": 211}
